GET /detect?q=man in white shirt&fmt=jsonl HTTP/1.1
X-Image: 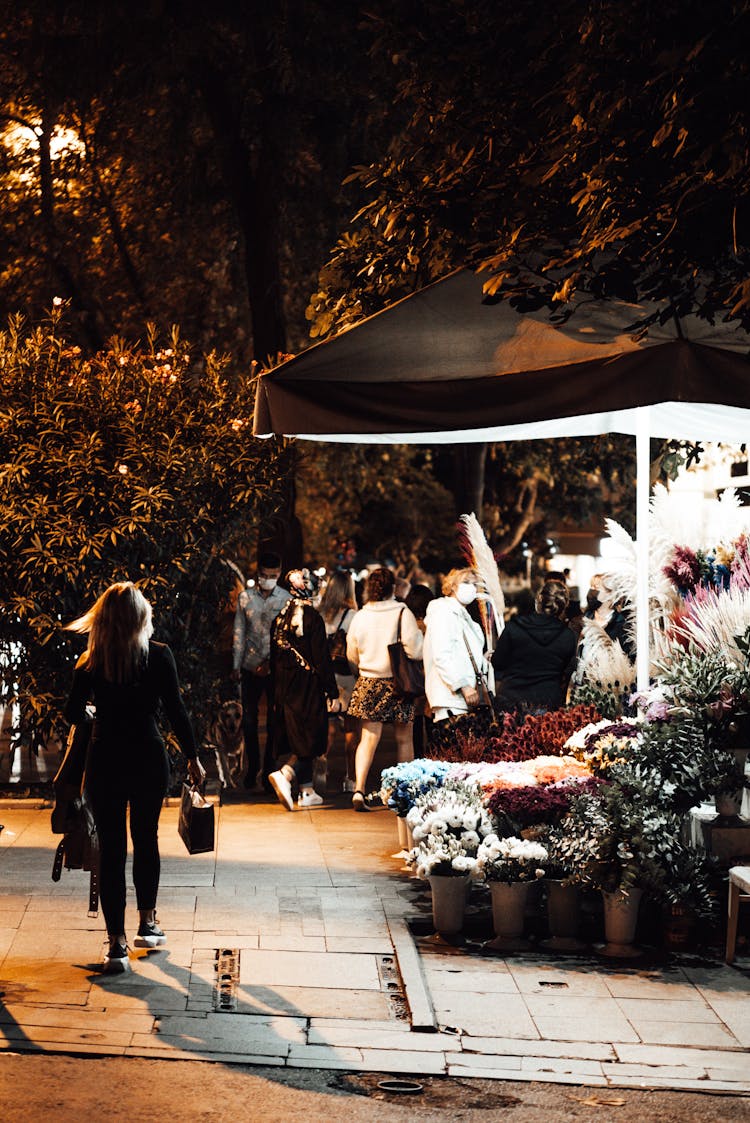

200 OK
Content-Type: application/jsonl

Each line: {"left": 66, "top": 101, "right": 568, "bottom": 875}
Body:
{"left": 232, "top": 552, "right": 291, "bottom": 789}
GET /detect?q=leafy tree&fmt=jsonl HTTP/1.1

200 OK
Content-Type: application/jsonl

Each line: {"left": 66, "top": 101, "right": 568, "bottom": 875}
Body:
{"left": 304, "top": 0, "right": 749, "bottom": 549}
{"left": 0, "top": 307, "right": 292, "bottom": 747}
{"left": 0, "top": 2, "right": 377, "bottom": 361}
{"left": 295, "top": 443, "right": 458, "bottom": 570}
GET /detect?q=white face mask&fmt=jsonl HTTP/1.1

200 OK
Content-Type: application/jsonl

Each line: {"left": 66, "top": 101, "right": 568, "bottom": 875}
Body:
{"left": 456, "top": 582, "right": 477, "bottom": 606}
{"left": 258, "top": 577, "right": 277, "bottom": 592}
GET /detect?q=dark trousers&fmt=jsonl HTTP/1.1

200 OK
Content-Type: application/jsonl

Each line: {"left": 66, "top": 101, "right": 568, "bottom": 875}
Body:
{"left": 240, "top": 669, "right": 275, "bottom": 783}
{"left": 88, "top": 778, "right": 167, "bottom": 936}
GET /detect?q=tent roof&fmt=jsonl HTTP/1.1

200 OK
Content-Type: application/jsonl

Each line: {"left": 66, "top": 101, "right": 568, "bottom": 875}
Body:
{"left": 253, "top": 269, "right": 750, "bottom": 444}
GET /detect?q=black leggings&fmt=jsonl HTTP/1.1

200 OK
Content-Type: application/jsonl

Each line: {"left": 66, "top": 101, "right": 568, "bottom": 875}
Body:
{"left": 88, "top": 778, "right": 167, "bottom": 937}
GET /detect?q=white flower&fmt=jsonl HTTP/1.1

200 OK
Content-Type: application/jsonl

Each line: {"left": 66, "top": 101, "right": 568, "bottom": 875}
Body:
{"left": 460, "top": 830, "right": 480, "bottom": 850}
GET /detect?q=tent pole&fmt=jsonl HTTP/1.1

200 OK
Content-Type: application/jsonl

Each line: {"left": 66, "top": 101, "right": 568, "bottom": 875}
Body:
{"left": 635, "top": 407, "right": 651, "bottom": 690}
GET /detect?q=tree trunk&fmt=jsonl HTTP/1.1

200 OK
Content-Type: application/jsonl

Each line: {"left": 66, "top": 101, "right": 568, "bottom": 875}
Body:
{"left": 453, "top": 442, "right": 488, "bottom": 515}
{"left": 197, "top": 63, "right": 287, "bottom": 365}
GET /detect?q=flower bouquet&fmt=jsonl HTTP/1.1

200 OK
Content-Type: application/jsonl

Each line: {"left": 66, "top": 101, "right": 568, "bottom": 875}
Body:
{"left": 379, "top": 759, "right": 451, "bottom": 818}
{"left": 487, "top": 774, "right": 602, "bottom": 835}
{"left": 564, "top": 718, "right": 642, "bottom": 776}
{"left": 476, "top": 834, "right": 548, "bottom": 950}
{"left": 407, "top": 780, "right": 493, "bottom": 880}
{"left": 476, "top": 834, "right": 548, "bottom": 884}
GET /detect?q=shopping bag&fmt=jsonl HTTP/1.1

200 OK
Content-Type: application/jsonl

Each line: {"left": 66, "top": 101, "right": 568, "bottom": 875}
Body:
{"left": 178, "top": 783, "right": 215, "bottom": 855}
{"left": 388, "top": 608, "right": 425, "bottom": 701}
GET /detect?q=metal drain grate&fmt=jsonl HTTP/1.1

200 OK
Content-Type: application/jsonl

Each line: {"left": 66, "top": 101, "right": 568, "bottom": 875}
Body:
{"left": 214, "top": 947, "right": 240, "bottom": 1012}
{"left": 378, "top": 954, "right": 410, "bottom": 1021}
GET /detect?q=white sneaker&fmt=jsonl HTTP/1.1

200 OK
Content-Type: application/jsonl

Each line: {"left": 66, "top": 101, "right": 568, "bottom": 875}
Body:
{"left": 102, "top": 941, "right": 131, "bottom": 974}
{"left": 342, "top": 777, "right": 356, "bottom": 793}
{"left": 298, "top": 787, "right": 324, "bottom": 808}
{"left": 268, "top": 767, "right": 295, "bottom": 811}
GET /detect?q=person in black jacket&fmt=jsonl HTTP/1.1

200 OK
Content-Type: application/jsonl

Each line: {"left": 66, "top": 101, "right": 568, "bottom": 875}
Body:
{"left": 267, "top": 569, "right": 341, "bottom": 811}
{"left": 65, "top": 581, "right": 204, "bottom": 974}
{"left": 492, "top": 580, "right": 577, "bottom": 714}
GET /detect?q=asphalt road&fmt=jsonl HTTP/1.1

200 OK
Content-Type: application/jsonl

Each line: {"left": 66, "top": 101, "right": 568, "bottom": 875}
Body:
{"left": 2, "top": 1055, "right": 750, "bottom": 1122}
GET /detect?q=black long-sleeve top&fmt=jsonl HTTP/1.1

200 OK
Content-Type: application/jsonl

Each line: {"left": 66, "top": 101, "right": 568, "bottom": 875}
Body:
{"left": 64, "top": 640, "right": 197, "bottom": 759}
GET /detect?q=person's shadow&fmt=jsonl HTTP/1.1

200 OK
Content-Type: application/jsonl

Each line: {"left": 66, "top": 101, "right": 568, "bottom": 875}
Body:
{"left": 80, "top": 942, "right": 310, "bottom": 1061}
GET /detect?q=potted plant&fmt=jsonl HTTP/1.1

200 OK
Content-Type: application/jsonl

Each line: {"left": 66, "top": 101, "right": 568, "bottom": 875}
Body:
{"left": 407, "top": 781, "right": 493, "bottom": 936}
{"left": 548, "top": 781, "right": 685, "bottom": 957}
{"left": 475, "top": 834, "right": 548, "bottom": 950}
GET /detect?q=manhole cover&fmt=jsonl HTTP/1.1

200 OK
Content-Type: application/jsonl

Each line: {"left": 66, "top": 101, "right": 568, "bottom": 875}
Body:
{"left": 330, "top": 1073, "right": 521, "bottom": 1109}
{"left": 377, "top": 1079, "right": 423, "bottom": 1094}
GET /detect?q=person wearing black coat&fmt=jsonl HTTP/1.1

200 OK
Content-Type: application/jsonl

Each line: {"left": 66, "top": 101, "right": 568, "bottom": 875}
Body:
{"left": 492, "top": 580, "right": 577, "bottom": 713}
{"left": 267, "top": 569, "right": 341, "bottom": 811}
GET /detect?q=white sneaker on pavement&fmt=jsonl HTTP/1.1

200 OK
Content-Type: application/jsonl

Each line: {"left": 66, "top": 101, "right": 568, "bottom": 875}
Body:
{"left": 298, "top": 787, "right": 324, "bottom": 808}
{"left": 268, "top": 767, "right": 295, "bottom": 811}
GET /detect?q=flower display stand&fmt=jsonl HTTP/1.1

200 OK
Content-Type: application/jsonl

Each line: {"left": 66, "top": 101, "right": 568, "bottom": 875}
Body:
{"left": 396, "top": 815, "right": 408, "bottom": 851}
{"left": 429, "top": 874, "right": 469, "bottom": 936}
{"left": 599, "top": 886, "right": 643, "bottom": 958}
{"left": 485, "top": 881, "right": 531, "bottom": 951}
{"left": 541, "top": 880, "right": 586, "bottom": 952}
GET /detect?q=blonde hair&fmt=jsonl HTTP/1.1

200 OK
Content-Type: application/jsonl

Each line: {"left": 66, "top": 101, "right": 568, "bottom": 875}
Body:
{"left": 66, "top": 581, "right": 153, "bottom": 684}
{"left": 319, "top": 571, "right": 357, "bottom": 624}
{"left": 441, "top": 567, "right": 478, "bottom": 597}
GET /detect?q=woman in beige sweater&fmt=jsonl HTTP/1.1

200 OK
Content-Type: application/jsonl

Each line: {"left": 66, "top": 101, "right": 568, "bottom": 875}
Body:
{"left": 346, "top": 567, "right": 423, "bottom": 810}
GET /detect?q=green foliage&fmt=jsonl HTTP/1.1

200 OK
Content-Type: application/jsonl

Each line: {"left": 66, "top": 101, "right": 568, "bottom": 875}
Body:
{"left": 569, "top": 680, "right": 635, "bottom": 721}
{"left": 0, "top": 308, "right": 291, "bottom": 746}
{"left": 295, "top": 443, "right": 457, "bottom": 568}
{"left": 549, "top": 782, "right": 717, "bottom": 918}
{"left": 310, "top": 0, "right": 750, "bottom": 332}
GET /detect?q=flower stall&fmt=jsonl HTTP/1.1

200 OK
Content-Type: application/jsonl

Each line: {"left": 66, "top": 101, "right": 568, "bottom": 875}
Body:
{"left": 377, "top": 493, "right": 750, "bottom": 956}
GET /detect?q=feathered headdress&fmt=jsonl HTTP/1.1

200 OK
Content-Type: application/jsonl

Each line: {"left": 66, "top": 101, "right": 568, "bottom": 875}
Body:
{"left": 458, "top": 512, "right": 506, "bottom": 650}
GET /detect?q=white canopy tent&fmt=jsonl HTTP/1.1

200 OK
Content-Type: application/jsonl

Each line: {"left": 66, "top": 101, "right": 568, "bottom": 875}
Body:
{"left": 254, "top": 270, "right": 750, "bottom": 688}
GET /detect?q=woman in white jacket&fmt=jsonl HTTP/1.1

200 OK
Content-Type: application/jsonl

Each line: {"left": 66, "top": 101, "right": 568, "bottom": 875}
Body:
{"left": 346, "top": 567, "right": 423, "bottom": 810}
{"left": 423, "top": 568, "right": 495, "bottom": 749}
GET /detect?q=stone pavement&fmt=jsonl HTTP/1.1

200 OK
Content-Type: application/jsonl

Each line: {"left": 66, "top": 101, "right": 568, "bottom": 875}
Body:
{"left": 1, "top": 793, "right": 749, "bottom": 1096}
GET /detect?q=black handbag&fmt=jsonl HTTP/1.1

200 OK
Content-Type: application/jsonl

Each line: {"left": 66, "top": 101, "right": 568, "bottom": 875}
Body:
{"left": 178, "top": 783, "right": 215, "bottom": 855}
{"left": 388, "top": 607, "right": 425, "bottom": 701}
{"left": 52, "top": 720, "right": 92, "bottom": 832}
{"left": 327, "top": 609, "right": 351, "bottom": 675}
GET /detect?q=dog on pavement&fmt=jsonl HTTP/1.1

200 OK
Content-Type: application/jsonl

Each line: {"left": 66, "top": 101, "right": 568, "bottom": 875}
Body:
{"left": 206, "top": 700, "right": 245, "bottom": 789}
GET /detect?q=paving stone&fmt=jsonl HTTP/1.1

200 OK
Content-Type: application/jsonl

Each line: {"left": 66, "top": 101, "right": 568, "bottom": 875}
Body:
{"left": 0, "top": 1003, "right": 154, "bottom": 1034}
{"left": 286, "top": 1042, "right": 364, "bottom": 1064}
{"left": 307, "top": 1025, "right": 453, "bottom": 1051}
{"left": 531, "top": 1015, "right": 639, "bottom": 1043}
{"left": 238, "top": 949, "right": 381, "bottom": 990}
{"left": 626, "top": 1020, "right": 742, "bottom": 1048}
{"left": 356, "top": 1048, "right": 448, "bottom": 1075}
{"left": 614, "top": 1042, "right": 749, "bottom": 1068}
{"left": 444, "top": 1050, "right": 522, "bottom": 1071}
{"left": 615, "top": 997, "right": 720, "bottom": 1023}
{"left": 447, "top": 1063, "right": 531, "bottom": 1080}
{"left": 232, "top": 985, "right": 391, "bottom": 1020}
{"left": 0, "top": 1023, "right": 134, "bottom": 1048}
{"left": 324, "top": 937, "right": 393, "bottom": 954}
{"left": 432, "top": 991, "right": 539, "bottom": 1038}
{"left": 602, "top": 1062, "right": 708, "bottom": 1081}
{"left": 258, "top": 935, "right": 327, "bottom": 952}
{"left": 506, "top": 963, "right": 611, "bottom": 997}
{"left": 603, "top": 971, "right": 697, "bottom": 1001}
{"left": 520, "top": 1056, "right": 606, "bottom": 1077}
{"left": 426, "top": 966, "right": 519, "bottom": 993}
{"left": 461, "top": 1036, "right": 615, "bottom": 1060}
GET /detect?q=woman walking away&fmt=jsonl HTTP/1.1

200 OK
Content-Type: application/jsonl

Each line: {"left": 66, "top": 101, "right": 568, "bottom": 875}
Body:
{"left": 65, "top": 582, "right": 204, "bottom": 974}
{"left": 267, "top": 569, "right": 341, "bottom": 811}
{"left": 492, "top": 579, "right": 577, "bottom": 714}
{"left": 423, "top": 568, "right": 495, "bottom": 753}
{"left": 319, "top": 570, "right": 360, "bottom": 791}
{"left": 346, "top": 567, "right": 423, "bottom": 810}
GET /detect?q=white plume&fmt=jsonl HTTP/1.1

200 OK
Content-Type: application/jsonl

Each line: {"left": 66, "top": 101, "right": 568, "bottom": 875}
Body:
{"left": 458, "top": 512, "right": 506, "bottom": 637}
